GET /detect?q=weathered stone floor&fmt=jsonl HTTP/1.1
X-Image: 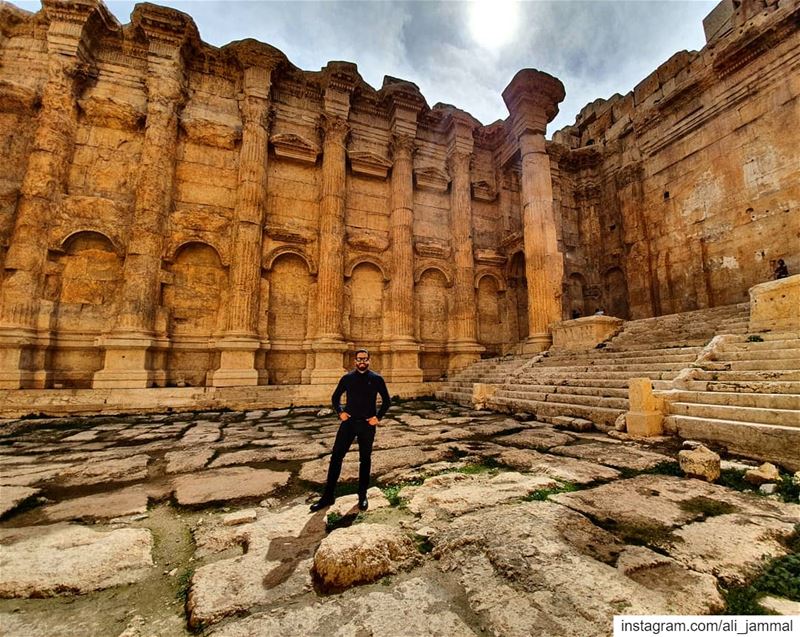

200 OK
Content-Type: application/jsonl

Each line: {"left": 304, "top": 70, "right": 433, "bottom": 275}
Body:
{"left": 0, "top": 400, "right": 798, "bottom": 636}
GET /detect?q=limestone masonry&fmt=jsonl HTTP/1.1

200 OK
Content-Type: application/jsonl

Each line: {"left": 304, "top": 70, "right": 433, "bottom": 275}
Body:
{"left": 0, "top": 0, "right": 797, "bottom": 394}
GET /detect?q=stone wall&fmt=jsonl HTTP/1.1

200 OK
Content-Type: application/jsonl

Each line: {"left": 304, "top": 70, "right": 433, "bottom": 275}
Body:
{"left": 0, "top": 0, "right": 797, "bottom": 393}
{"left": 552, "top": 0, "right": 800, "bottom": 320}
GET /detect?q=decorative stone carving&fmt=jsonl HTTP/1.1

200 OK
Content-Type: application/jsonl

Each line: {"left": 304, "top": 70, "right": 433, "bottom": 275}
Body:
{"left": 413, "top": 238, "right": 451, "bottom": 259}
{"left": 348, "top": 150, "right": 391, "bottom": 179}
{"left": 346, "top": 229, "right": 390, "bottom": 253}
{"left": 474, "top": 249, "right": 507, "bottom": 267}
{"left": 270, "top": 133, "right": 319, "bottom": 164}
{"left": 413, "top": 166, "right": 449, "bottom": 192}
{"left": 471, "top": 179, "right": 497, "bottom": 201}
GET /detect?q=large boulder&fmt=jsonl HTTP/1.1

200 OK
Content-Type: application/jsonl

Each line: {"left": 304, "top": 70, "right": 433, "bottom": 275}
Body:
{"left": 312, "top": 523, "right": 419, "bottom": 589}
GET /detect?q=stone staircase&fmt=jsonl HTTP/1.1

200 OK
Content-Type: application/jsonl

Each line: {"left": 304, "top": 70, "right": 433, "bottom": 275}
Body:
{"left": 435, "top": 356, "right": 534, "bottom": 406}
{"left": 487, "top": 304, "right": 750, "bottom": 428}
{"left": 662, "top": 331, "right": 800, "bottom": 471}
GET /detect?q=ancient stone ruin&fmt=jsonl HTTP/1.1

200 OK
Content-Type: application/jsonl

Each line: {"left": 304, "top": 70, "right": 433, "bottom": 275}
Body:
{"left": 0, "top": 0, "right": 796, "bottom": 411}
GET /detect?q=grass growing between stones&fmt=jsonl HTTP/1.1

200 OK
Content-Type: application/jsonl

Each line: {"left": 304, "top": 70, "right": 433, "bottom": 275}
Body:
{"left": 523, "top": 481, "right": 579, "bottom": 501}
{"left": 718, "top": 469, "right": 800, "bottom": 504}
{"left": 606, "top": 520, "right": 678, "bottom": 549}
{"left": 722, "top": 530, "right": 800, "bottom": 614}
{"left": 679, "top": 496, "right": 737, "bottom": 519}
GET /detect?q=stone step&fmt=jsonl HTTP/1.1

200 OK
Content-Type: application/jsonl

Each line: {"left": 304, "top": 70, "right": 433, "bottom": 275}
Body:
{"left": 692, "top": 369, "right": 800, "bottom": 382}
{"left": 496, "top": 389, "right": 629, "bottom": 410}
{"left": 668, "top": 402, "right": 800, "bottom": 428}
{"left": 702, "top": 359, "right": 800, "bottom": 372}
{"left": 524, "top": 362, "right": 687, "bottom": 373}
{"left": 666, "top": 390, "right": 800, "bottom": 410}
{"left": 714, "top": 348, "right": 800, "bottom": 362}
{"left": 541, "top": 352, "right": 699, "bottom": 366}
{"left": 502, "top": 383, "right": 630, "bottom": 398}
{"left": 521, "top": 370, "right": 681, "bottom": 381}
{"left": 664, "top": 416, "right": 800, "bottom": 471}
{"left": 672, "top": 380, "right": 800, "bottom": 395}
{"left": 735, "top": 331, "right": 800, "bottom": 341}
{"left": 597, "top": 346, "right": 704, "bottom": 359}
{"left": 721, "top": 338, "right": 800, "bottom": 351}
{"left": 434, "top": 390, "right": 473, "bottom": 406}
{"left": 490, "top": 396, "right": 623, "bottom": 426}
{"left": 604, "top": 340, "right": 711, "bottom": 351}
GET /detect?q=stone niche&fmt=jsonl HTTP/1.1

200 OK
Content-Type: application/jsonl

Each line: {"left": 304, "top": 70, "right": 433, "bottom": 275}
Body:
{"left": 0, "top": 0, "right": 797, "bottom": 398}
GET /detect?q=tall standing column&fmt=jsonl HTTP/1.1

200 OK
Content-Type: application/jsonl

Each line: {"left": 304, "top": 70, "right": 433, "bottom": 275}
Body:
{"left": 502, "top": 69, "right": 566, "bottom": 352}
{"left": 309, "top": 62, "right": 359, "bottom": 384}
{"left": 210, "top": 58, "right": 277, "bottom": 387}
{"left": 0, "top": 0, "right": 102, "bottom": 389}
{"left": 94, "top": 5, "right": 196, "bottom": 388}
{"left": 445, "top": 110, "right": 484, "bottom": 372}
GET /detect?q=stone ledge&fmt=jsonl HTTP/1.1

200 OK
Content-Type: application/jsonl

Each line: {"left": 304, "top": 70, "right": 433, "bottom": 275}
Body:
{"left": 0, "top": 381, "right": 444, "bottom": 419}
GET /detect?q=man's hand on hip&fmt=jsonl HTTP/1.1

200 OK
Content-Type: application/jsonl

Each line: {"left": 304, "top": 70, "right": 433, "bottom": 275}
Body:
{"left": 367, "top": 417, "right": 379, "bottom": 426}
{"left": 339, "top": 412, "right": 350, "bottom": 422}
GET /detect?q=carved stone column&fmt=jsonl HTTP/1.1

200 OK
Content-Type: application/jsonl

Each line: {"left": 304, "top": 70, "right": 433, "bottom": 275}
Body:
{"left": 382, "top": 81, "right": 425, "bottom": 383}
{"left": 502, "top": 69, "right": 565, "bottom": 352}
{"left": 309, "top": 62, "right": 358, "bottom": 384}
{"left": 94, "top": 6, "right": 195, "bottom": 388}
{"left": 0, "top": 0, "right": 104, "bottom": 389}
{"left": 445, "top": 111, "right": 484, "bottom": 372}
{"left": 309, "top": 114, "right": 350, "bottom": 383}
{"left": 210, "top": 60, "right": 276, "bottom": 387}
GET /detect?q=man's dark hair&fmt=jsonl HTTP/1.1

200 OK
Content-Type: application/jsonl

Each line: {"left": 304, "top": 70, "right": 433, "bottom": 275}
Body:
{"left": 354, "top": 348, "right": 369, "bottom": 358}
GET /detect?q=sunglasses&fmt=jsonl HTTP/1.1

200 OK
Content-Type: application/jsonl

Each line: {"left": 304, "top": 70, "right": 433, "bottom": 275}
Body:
{"left": 355, "top": 357, "right": 370, "bottom": 362}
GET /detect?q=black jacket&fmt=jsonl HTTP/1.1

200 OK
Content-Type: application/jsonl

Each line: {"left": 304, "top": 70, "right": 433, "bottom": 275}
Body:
{"left": 331, "top": 370, "right": 390, "bottom": 420}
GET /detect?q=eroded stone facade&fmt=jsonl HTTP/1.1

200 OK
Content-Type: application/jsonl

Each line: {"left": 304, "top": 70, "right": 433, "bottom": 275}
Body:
{"left": 0, "top": 0, "right": 797, "bottom": 391}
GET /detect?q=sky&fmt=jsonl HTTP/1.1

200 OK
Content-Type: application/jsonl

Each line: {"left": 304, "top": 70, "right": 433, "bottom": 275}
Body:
{"left": 11, "top": 0, "right": 720, "bottom": 134}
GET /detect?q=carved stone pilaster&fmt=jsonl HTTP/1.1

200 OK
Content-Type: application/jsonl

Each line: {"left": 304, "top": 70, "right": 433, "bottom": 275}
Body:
{"left": 0, "top": 1, "right": 106, "bottom": 388}
{"left": 94, "top": 5, "right": 197, "bottom": 388}
{"left": 210, "top": 61, "right": 277, "bottom": 387}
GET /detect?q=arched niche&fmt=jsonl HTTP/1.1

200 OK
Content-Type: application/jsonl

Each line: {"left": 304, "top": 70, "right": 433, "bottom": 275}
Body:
{"left": 476, "top": 273, "right": 503, "bottom": 356}
{"left": 568, "top": 272, "right": 587, "bottom": 319}
{"left": 415, "top": 267, "right": 450, "bottom": 381}
{"left": 603, "top": 266, "right": 630, "bottom": 320}
{"left": 49, "top": 231, "right": 123, "bottom": 388}
{"left": 163, "top": 242, "right": 227, "bottom": 387}
{"left": 345, "top": 262, "right": 385, "bottom": 344}
{"left": 265, "top": 246, "right": 317, "bottom": 275}
{"left": 264, "top": 252, "right": 313, "bottom": 385}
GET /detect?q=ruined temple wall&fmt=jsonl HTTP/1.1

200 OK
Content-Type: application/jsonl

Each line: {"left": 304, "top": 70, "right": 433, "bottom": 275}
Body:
{"left": 555, "top": 2, "right": 800, "bottom": 319}
{"left": 0, "top": 1, "right": 522, "bottom": 388}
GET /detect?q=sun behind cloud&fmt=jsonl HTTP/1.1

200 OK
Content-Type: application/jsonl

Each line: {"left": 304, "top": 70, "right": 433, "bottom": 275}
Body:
{"left": 468, "top": 0, "right": 521, "bottom": 50}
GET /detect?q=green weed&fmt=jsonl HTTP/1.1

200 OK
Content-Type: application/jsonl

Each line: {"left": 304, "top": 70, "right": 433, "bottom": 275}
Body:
{"left": 523, "top": 482, "right": 579, "bottom": 501}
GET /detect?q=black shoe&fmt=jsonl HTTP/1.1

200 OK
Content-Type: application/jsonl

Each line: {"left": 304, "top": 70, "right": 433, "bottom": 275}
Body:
{"left": 310, "top": 497, "right": 334, "bottom": 512}
{"left": 358, "top": 495, "right": 369, "bottom": 511}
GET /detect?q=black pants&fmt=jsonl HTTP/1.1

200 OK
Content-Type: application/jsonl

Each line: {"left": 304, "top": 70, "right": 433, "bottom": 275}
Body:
{"left": 322, "top": 418, "right": 376, "bottom": 499}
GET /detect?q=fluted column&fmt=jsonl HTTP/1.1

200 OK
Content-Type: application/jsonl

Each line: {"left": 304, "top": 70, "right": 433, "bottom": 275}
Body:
{"left": 308, "top": 114, "right": 350, "bottom": 383}
{"left": 210, "top": 64, "right": 274, "bottom": 387}
{"left": 0, "top": 1, "right": 99, "bottom": 389}
{"left": 502, "top": 69, "right": 565, "bottom": 352}
{"left": 308, "top": 62, "right": 359, "bottom": 384}
{"left": 94, "top": 6, "right": 195, "bottom": 388}
{"left": 387, "top": 133, "right": 416, "bottom": 340}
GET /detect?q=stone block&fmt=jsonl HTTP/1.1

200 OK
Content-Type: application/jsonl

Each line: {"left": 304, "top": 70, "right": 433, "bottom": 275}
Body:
{"left": 749, "top": 274, "right": 800, "bottom": 332}
{"left": 551, "top": 316, "right": 624, "bottom": 351}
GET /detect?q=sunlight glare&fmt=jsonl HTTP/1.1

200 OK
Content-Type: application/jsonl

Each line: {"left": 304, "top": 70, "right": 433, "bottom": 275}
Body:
{"left": 468, "top": 0, "right": 521, "bottom": 50}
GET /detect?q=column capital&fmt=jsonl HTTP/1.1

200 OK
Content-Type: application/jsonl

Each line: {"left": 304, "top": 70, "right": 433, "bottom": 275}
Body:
{"left": 239, "top": 95, "right": 272, "bottom": 129}
{"left": 322, "top": 61, "right": 360, "bottom": 119}
{"left": 502, "top": 68, "right": 565, "bottom": 138}
{"left": 321, "top": 113, "right": 350, "bottom": 145}
{"left": 446, "top": 149, "right": 472, "bottom": 178}
{"left": 390, "top": 133, "right": 415, "bottom": 161}
{"left": 131, "top": 2, "right": 199, "bottom": 59}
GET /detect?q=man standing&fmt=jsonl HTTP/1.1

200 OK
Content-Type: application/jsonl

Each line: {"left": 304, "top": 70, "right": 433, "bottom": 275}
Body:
{"left": 310, "top": 349, "right": 391, "bottom": 512}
